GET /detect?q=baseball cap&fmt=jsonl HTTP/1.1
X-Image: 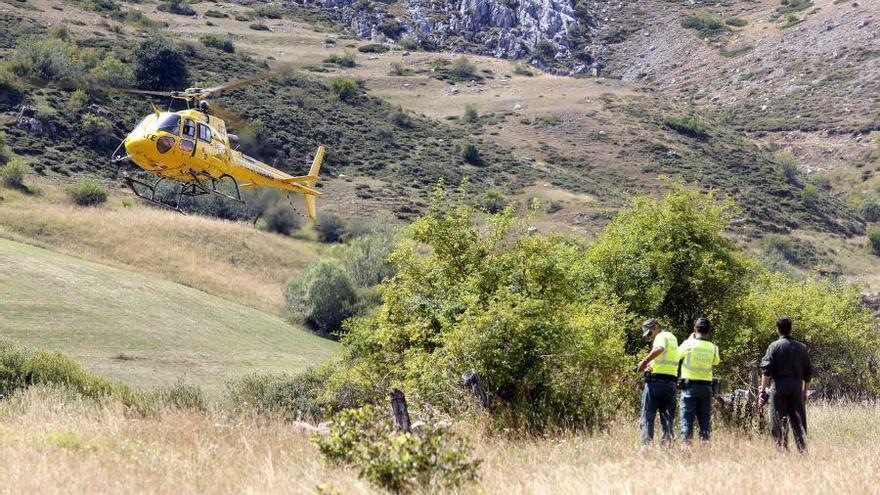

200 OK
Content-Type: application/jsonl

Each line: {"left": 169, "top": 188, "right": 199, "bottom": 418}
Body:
{"left": 641, "top": 318, "right": 659, "bottom": 337}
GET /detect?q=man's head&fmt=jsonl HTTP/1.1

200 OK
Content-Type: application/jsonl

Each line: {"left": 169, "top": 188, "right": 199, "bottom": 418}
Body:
{"left": 641, "top": 318, "right": 661, "bottom": 338}
{"left": 693, "top": 317, "right": 712, "bottom": 336}
{"left": 776, "top": 316, "right": 793, "bottom": 336}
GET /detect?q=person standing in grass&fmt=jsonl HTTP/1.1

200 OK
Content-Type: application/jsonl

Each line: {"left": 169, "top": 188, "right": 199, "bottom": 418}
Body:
{"left": 758, "top": 316, "right": 812, "bottom": 453}
{"left": 636, "top": 318, "right": 679, "bottom": 446}
{"left": 677, "top": 317, "right": 720, "bottom": 445}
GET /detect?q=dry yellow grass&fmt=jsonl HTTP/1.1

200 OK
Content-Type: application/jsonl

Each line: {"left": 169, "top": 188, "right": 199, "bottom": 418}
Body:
{"left": 0, "top": 183, "right": 319, "bottom": 313}
{"left": 2, "top": 387, "right": 877, "bottom": 495}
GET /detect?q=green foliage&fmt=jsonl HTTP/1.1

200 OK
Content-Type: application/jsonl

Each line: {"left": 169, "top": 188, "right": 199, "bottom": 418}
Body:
{"left": 513, "top": 62, "right": 534, "bottom": 76}
{"left": 388, "top": 62, "right": 412, "bottom": 76}
{"left": 204, "top": 9, "right": 228, "bottom": 18}
{"left": 662, "top": 115, "right": 710, "bottom": 139}
{"left": 199, "top": 34, "right": 235, "bottom": 53}
{"left": 450, "top": 56, "right": 476, "bottom": 80}
{"left": 66, "top": 89, "right": 88, "bottom": 113}
{"left": 285, "top": 258, "right": 358, "bottom": 337}
{"left": 0, "top": 67, "right": 24, "bottom": 107}
{"left": 314, "top": 405, "right": 480, "bottom": 493}
{"left": 1, "top": 159, "right": 28, "bottom": 188}
{"left": 157, "top": 0, "right": 195, "bottom": 15}
{"left": 480, "top": 189, "right": 507, "bottom": 214}
{"left": 80, "top": 114, "right": 117, "bottom": 150}
{"left": 358, "top": 43, "right": 389, "bottom": 53}
{"left": 681, "top": 14, "right": 730, "bottom": 38}
{"left": 739, "top": 274, "right": 879, "bottom": 395}
{"left": 89, "top": 54, "right": 135, "bottom": 88}
{"left": 337, "top": 192, "right": 634, "bottom": 431}
{"left": 133, "top": 35, "right": 189, "bottom": 90}
{"left": 801, "top": 183, "right": 820, "bottom": 206}
{"left": 324, "top": 51, "right": 356, "bottom": 68}
{"left": 49, "top": 23, "right": 71, "bottom": 41}
{"left": 7, "top": 36, "right": 84, "bottom": 83}
{"left": 775, "top": 0, "right": 814, "bottom": 15}
{"left": 317, "top": 213, "right": 348, "bottom": 243}
{"left": 460, "top": 142, "right": 484, "bottom": 166}
{"left": 463, "top": 103, "right": 479, "bottom": 124}
{"left": 762, "top": 235, "right": 818, "bottom": 269}
{"left": 66, "top": 179, "right": 108, "bottom": 206}
{"left": 328, "top": 76, "right": 358, "bottom": 102}
{"left": 535, "top": 39, "right": 557, "bottom": 60}
{"left": 860, "top": 200, "right": 880, "bottom": 223}
{"left": 145, "top": 381, "right": 207, "bottom": 412}
{"left": 725, "top": 18, "right": 748, "bottom": 27}
{"left": 398, "top": 37, "right": 419, "bottom": 51}
{"left": 585, "top": 185, "right": 753, "bottom": 349}
{"left": 333, "top": 222, "right": 397, "bottom": 288}
{"left": 869, "top": 226, "right": 880, "bottom": 256}
{"left": 248, "top": 23, "right": 270, "bottom": 31}
{"left": 263, "top": 203, "right": 300, "bottom": 235}
{"left": 390, "top": 110, "right": 413, "bottom": 128}
{"left": 776, "top": 151, "right": 800, "bottom": 185}
{"left": 0, "top": 131, "right": 7, "bottom": 163}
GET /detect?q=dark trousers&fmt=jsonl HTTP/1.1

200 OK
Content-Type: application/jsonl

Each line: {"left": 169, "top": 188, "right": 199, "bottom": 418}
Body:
{"left": 769, "top": 386, "right": 807, "bottom": 452}
{"left": 680, "top": 383, "right": 713, "bottom": 442}
{"left": 640, "top": 380, "right": 676, "bottom": 445}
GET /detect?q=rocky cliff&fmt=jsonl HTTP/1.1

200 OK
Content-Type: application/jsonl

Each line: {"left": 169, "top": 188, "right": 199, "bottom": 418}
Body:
{"left": 300, "top": 0, "right": 598, "bottom": 74}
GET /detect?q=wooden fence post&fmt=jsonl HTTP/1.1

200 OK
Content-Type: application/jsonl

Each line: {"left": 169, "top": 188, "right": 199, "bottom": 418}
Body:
{"left": 389, "top": 388, "right": 411, "bottom": 432}
{"left": 461, "top": 370, "right": 492, "bottom": 411}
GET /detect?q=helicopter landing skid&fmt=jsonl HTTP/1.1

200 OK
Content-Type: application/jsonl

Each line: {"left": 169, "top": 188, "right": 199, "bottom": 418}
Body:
{"left": 186, "top": 170, "right": 244, "bottom": 204}
{"left": 123, "top": 175, "right": 186, "bottom": 214}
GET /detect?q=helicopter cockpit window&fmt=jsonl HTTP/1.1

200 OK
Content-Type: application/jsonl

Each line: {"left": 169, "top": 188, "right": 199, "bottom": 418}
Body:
{"left": 197, "top": 123, "right": 212, "bottom": 143}
{"left": 182, "top": 119, "right": 196, "bottom": 139}
{"left": 156, "top": 113, "right": 181, "bottom": 135}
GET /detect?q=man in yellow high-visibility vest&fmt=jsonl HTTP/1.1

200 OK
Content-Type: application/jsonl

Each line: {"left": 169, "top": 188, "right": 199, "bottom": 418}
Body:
{"left": 636, "top": 318, "right": 679, "bottom": 446}
{"left": 677, "top": 317, "right": 720, "bottom": 444}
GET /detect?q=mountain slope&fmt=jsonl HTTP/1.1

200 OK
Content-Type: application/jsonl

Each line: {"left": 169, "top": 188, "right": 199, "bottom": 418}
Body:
{"left": 0, "top": 237, "right": 338, "bottom": 392}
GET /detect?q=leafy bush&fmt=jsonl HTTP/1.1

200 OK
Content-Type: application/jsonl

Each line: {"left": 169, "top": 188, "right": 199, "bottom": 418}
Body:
{"left": 66, "top": 89, "right": 88, "bottom": 112}
{"left": 284, "top": 258, "right": 357, "bottom": 337}
{"left": 662, "top": 115, "right": 710, "bottom": 139}
{"left": 328, "top": 76, "right": 358, "bottom": 102}
{"left": 725, "top": 18, "right": 748, "bottom": 27}
{"left": 157, "top": 0, "right": 195, "bottom": 15}
{"left": 0, "top": 131, "right": 7, "bottom": 163}
{"left": 324, "top": 51, "right": 356, "bottom": 68}
{"left": 145, "top": 381, "right": 207, "bottom": 412}
{"left": 358, "top": 43, "right": 389, "bottom": 53}
{"left": 681, "top": 14, "right": 730, "bottom": 38}
{"left": 391, "top": 110, "right": 413, "bottom": 128}
{"left": 335, "top": 226, "right": 397, "bottom": 288}
{"left": 80, "top": 114, "right": 117, "bottom": 150}
{"left": 66, "top": 179, "right": 108, "bottom": 206}
{"left": 869, "top": 226, "right": 880, "bottom": 257}
{"left": 763, "top": 235, "right": 818, "bottom": 269}
{"left": 460, "top": 142, "right": 484, "bottom": 166}
{"left": 463, "top": 103, "right": 479, "bottom": 123}
{"left": 263, "top": 203, "right": 299, "bottom": 235}
{"left": 317, "top": 213, "right": 348, "bottom": 243}
{"left": 398, "top": 37, "right": 419, "bottom": 51}
{"left": 133, "top": 35, "right": 189, "bottom": 90}
{"left": 801, "top": 183, "right": 820, "bottom": 206}
{"left": 90, "top": 55, "right": 135, "bottom": 88}
{"left": 0, "top": 67, "right": 24, "bottom": 107}
{"left": 513, "top": 62, "right": 534, "bottom": 76}
{"left": 199, "top": 34, "right": 235, "bottom": 53}
{"left": 249, "top": 23, "right": 270, "bottom": 31}
{"left": 388, "top": 62, "right": 411, "bottom": 76}
{"left": 204, "top": 9, "right": 228, "bottom": 18}
{"left": 858, "top": 200, "right": 880, "bottom": 223}
{"left": 535, "top": 39, "right": 557, "bottom": 60}
{"left": 7, "top": 36, "right": 84, "bottom": 83}
{"left": 1, "top": 159, "right": 28, "bottom": 189}
{"left": 480, "top": 189, "right": 507, "bottom": 213}
{"left": 314, "top": 405, "right": 480, "bottom": 494}
{"left": 776, "top": 151, "right": 800, "bottom": 185}
{"left": 450, "top": 56, "right": 476, "bottom": 80}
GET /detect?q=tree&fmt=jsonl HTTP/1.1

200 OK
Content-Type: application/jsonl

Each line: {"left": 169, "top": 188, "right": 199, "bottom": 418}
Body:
{"left": 284, "top": 258, "right": 357, "bottom": 338}
{"left": 586, "top": 185, "right": 754, "bottom": 350}
{"left": 133, "top": 35, "right": 188, "bottom": 91}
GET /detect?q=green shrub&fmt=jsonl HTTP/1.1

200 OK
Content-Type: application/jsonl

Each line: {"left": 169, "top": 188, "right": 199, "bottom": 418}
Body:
{"left": 450, "top": 56, "right": 476, "bottom": 80}
{"left": 859, "top": 200, "right": 880, "bottom": 223}
{"left": 1, "top": 159, "right": 28, "bottom": 188}
{"left": 204, "top": 9, "right": 228, "bottom": 18}
{"left": 133, "top": 35, "right": 188, "bottom": 90}
{"left": 358, "top": 43, "right": 389, "bottom": 53}
{"left": 334, "top": 227, "right": 397, "bottom": 288}
{"left": 324, "top": 51, "right": 356, "bottom": 68}
{"left": 681, "top": 14, "right": 730, "bottom": 38}
{"left": 90, "top": 54, "right": 135, "bottom": 87}
{"left": 391, "top": 110, "right": 413, "bottom": 128}
{"left": 284, "top": 258, "right": 357, "bottom": 337}
{"left": 0, "top": 67, "right": 24, "bottom": 107}
{"left": 234, "top": 14, "right": 251, "bottom": 21}
{"left": 263, "top": 203, "right": 299, "bottom": 235}
{"left": 81, "top": 114, "right": 117, "bottom": 150}
{"left": 776, "top": 151, "right": 800, "bottom": 184}
{"left": 199, "top": 34, "right": 235, "bottom": 53}
{"left": 460, "top": 142, "right": 483, "bottom": 166}
{"left": 66, "top": 89, "right": 88, "bottom": 112}
{"left": 249, "top": 23, "right": 270, "bottom": 31}
{"left": 463, "top": 103, "right": 479, "bottom": 123}
{"left": 7, "top": 36, "right": 84, "bottom": 83}
{"left": 801, "top": 183, "right": 820, "bottom": 206}
{"left": 388, "top": 62, "right": 411, "bottom": 76}
{"left": 146, "top": 381, "right": 207, "bottom": 412}
{"left": 513, "top": 62, "right": 534, "bottom": 76}
{"left": 763, "top": 235, "right": 818, "bottom": 268}
{"left": 480, "top": 189, "right": 507, "bottom": 214}
{"left": 317, "top": 213, "right": 348, "bottom": 243}
{"left": 255, "top": 4, "right": 283, "bottom": 19}
{"left": 66, "top": 179, "right": 108, "bottom": 206}
{"left": 869, "top": 226, "right": 880, "bottom": 256}
{"left": 535, "top": 39, "right": 557, "bottom": 59}
{"left": 50, "top": 23, "right": 71, "bottom": 41}
{"left": 398, "top": 37, "right": 419, "bottom": 51}
{"left": 314, "top": 405, "right": 480, "bottom": 493}
{"left": 329, "top": 76, "right": 359, "bottom": 102}
{"left": 725, "top": 18, "right": 748, "bottom": 27}
{"left": 157, "top": 0, "right": 195, "bottom": 15}
{"left": 662, "top": 115, "right": 710, "bottom": 139}
{"left": 0, "top": 131, "right": 7, "bottom": 163}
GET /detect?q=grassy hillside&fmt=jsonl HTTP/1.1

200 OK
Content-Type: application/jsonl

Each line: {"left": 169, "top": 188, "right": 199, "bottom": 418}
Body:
{"left": 0, "top": 183, "right": 318, "bottom": 312}
{"left": 0, "top": 237, "right": 337, "bottom": 392}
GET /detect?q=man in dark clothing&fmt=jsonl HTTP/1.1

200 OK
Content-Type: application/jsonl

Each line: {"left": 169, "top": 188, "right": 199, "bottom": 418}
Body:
{"left": 758, "top": 316, "right": 812, "bottom": 452}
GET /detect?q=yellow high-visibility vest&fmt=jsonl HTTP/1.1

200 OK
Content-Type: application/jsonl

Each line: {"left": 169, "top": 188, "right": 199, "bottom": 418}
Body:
{"left": 678, "top": 338, "right": 720, "bottom": 381}
{"left": 650, "top": 331, "right": 679, "bottom": 377}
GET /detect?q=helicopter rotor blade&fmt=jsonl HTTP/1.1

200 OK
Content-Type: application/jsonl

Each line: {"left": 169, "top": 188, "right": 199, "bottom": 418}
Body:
{"left": 201, "top": 63, "right": 293, "bottom": 97}
{"left": 110, "top": 88, "right": 180, "bottom": 98}
{"left": 211, "top": 102, "right": 257, "bottom": 135}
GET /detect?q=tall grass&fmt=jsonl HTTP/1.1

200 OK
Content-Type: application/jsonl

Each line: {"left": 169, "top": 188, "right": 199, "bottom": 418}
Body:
{"left": 0, "top": 386, "right": 876, "bottom": 494}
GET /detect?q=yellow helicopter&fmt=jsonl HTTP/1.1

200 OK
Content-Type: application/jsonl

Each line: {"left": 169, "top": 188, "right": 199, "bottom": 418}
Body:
{"left": 111, "top": 73, "right": 325, "bottom": 219}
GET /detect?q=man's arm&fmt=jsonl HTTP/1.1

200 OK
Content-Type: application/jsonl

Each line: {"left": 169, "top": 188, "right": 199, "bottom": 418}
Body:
{"left": 758, "top": 374, "right": 771, "bottom": 408}
{"left": 758, "top": 343, "right": 775, "bottom": 408}
{"left": 802, "top": 345, "right": 812, "bottom": 403}
{"left": 637, "top": 347, "right": 664, "bottom": 372}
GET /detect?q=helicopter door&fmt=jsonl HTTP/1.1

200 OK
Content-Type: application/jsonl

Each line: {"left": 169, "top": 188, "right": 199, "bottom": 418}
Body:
{"left": 197, "top": 123, "right": 222, "bottom": 176}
